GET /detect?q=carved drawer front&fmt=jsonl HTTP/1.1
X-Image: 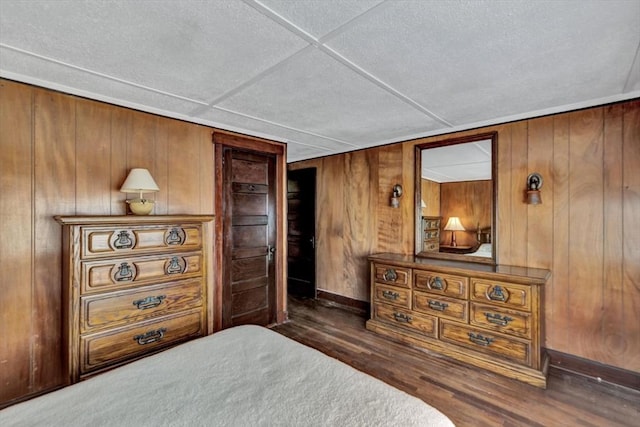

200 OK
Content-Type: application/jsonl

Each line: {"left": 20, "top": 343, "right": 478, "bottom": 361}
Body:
{"left": 374, "top": 283, "right": 411, "bottom": 308}
{"left": 470, "top": 303, "right": 531, "bottom": 339}
{"left": 423, "top": 241, "right": 439, "bottom": 252}
{"left": 80, "top": 279, "right": 203, "bottom": 333}
{"left": 81, "top": 224, "right": 202, "bottom": 259}
{"left": 80, "top": 309, "right": 204, "bottom": 375}
{"left": 440, "top": 320, "right": 531, "bottom": 365}
{"left": 413, "top": 292, "right": 468, "bottom": 323}
{"left": 373, "top": 264, "right": 411, "bottom": 288}
{"left": 81, "top": 252, "right": 202, "bottom": 294}
{"left": 374, "top": 303, "right": 437, "bottom": 338}
{"left": 414, "top": 271, "right": 468, "bottom": 298}
{"left": 471, "top": 279, "right": 531, "bottom": 311}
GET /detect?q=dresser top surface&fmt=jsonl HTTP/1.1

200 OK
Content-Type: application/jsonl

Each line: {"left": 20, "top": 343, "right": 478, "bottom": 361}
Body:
{"left": 369, "top": 253, "right": 551, "bottom": 283}
{"left": 55, "top": 215, "right": 214, "bottom": 225}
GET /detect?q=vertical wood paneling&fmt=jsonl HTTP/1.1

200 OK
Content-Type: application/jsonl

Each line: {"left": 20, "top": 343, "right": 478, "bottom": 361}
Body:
{"left": 0, "top": 81, "right": 217, "bottom": 405}
{"left": 601, "top": 103, "right": 626, "bottom": 364}
{"left": 401, "top": 143, "right": 415, "bottom": 254}
{"left": 376, "top": 145, "right": 403, "bottom": 252}
{"left": 33, "top": 88, "right": 76, "bottom": 390}
{"left": 509, "top": 121, "right": 529, "bottom": 266}
{"left": 344, "top": 151, "right": 374, "bottom": 301}
{"left": 153, "top": 118, "right": 170, "bottom": 215}
{"left": 166, "top": 121, "right": 200, "bottom": 213}
{"left": 621, "top": 101, "right": 640, "bottom": 371}
{"left": 550, "top": 114, "right": 570, "bottom": 348}
{"left": 0, "top": 81, "right": 33, "bottom": 402}
{"left": 75, "top": 99, "right": 111, "bottom": 214}
{"left": 109, "top": 109, "right": 129, "bottom": 215}
{"left": 567, "top": 108, "right": 604, "bottom": 359}
{"left": 316, "top": 155, "right": 344, "bottom": 295}
{"left": 496, "top": 124, "right": 512, "bottom": 265}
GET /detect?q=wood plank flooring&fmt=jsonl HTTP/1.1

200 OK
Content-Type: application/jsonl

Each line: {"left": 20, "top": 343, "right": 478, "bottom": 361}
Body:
{"left": 270, "top": 297, "right": 639, "bottom": 427}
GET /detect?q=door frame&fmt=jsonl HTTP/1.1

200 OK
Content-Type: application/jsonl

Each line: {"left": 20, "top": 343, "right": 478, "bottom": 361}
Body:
{"left": 212, "top": 131, "right": 287, "bottom": 331}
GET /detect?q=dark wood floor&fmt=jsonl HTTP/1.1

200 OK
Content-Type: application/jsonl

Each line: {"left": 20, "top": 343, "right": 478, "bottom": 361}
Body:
{"left": 271, "top": 297, "right": 639, "bottom": 427}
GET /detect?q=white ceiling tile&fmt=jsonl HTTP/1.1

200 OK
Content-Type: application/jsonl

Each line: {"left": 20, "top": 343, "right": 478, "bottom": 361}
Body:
{"left": 259, "top": 0, "right": 384, "bottom": 39}
{"left": 0, "top": 0, "right": 308, "bottom": 101}
{"left": 328, "top": 0, "right": 640, "bottom": 124}
{"left": 0, "top": 47, "right": 205, "bottom": 114}
{"left": 217, "top": 48, "right": 440, "bottom": 143}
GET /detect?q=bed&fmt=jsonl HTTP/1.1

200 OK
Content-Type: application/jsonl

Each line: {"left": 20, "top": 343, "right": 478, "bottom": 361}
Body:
{"left": 1, "top": 325, "right": 454, "bottom": 427}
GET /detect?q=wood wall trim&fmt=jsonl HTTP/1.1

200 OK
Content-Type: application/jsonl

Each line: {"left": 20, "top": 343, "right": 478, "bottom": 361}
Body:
{"left": 212, "top": 131, "right": 285, "bottom": 155}
{"left": 547, "top": 349, "right": 640, "bottom": 392}
{"left": 317, "top": 290, "right": 369, "bottom": 316}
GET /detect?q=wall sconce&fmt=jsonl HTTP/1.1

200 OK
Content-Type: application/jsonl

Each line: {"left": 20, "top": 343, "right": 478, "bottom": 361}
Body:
{"left": 120, "top": 168, "right": 160, "bottom": 215}
{"left": 444, "top": 216, "right": 465, "bottom": 247}
{"left": 390, "top": 184, "right": 403, "bottom": 208}
{"left": 526, "top": 173, "right": 543, "bottom": 205}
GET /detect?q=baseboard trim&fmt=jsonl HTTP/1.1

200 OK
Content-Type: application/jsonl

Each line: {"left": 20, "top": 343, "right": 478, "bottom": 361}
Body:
{"left": 317, "top": 290, "right": 369, "bottom": 316}
{"left": 547, "top": 349, "right": 640, "bottom": 392}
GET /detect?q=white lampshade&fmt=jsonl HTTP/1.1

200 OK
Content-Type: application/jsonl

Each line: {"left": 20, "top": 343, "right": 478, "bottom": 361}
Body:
{"left": 120, "top": 169, "right": 159, "bottom": 215}
{"left": 444, "top": 217, "right": 465, "bottom": 231}
{"left": 120, "top": 168, "right": 159, "bottom": 194}
{"left": 421, "top": 200, "right": 427, "bottom": 208}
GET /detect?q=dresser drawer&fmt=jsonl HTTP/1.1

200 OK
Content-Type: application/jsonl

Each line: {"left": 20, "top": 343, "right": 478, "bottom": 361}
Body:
{"left": 471, "top": 279, "right": 531, "bottom": 311}
{"left": 81, "top": 224, "right": 202, "bottom": 259}
{"left": 414, "top": 271, "right": 468, "bottom": 299}
{"left": 470, "top": 303, "right": 531, "bottom": 339}
{"left": 373, "top": 264, "right": 411, "bottom": 288}
{"left": 374, "top": 303, "right": 437, "bottom": 338}
{"left": 80, "top": 309, "right": 204, "bottom": 375}
{"left": 80, "top": 279, "right": 203, "bottom": 333}
{"left": 373, "top": 283, "right": 411, "bottom": 308}
{"left": 81, "top": 252, "right": 203, "bottom": 293}
{"left": 440, "top": 320, "right": 531, "bottom": 365}
{"left": 413, "top": 292, "right": 468, "bottom": 323}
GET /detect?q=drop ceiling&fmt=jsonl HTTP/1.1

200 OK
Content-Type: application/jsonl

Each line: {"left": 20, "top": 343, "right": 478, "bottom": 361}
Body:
{"left": 1, "top": 0, "right": 639, "bottom": 163}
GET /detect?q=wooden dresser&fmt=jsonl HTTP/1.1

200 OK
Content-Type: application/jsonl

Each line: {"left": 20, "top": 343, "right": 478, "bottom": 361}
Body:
{"left": 56, "top": 215, "right": 214, "bottom": 384}
{"left": 421, "top": 216, "right": 441, "bottom": 252}
{"left": 367, "top": 253, "right": 550, "bottom": 388}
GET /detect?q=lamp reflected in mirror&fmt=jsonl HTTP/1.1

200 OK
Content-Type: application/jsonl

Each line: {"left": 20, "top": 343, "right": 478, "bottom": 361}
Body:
{"left": 444, "top": 216, "right": 465, "bottom": 247}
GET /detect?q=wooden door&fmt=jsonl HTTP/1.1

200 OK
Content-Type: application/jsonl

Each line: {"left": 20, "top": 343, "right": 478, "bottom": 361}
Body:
{"left": 287, "top": 168, "right": 316, "bottom": 298}
{"left": 222, "top": 148, "right": 277, "bottom": 327}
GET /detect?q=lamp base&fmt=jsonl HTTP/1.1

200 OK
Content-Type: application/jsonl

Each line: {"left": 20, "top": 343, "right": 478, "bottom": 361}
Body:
{"left": 126, "top": 199, "right": 155, "bottom": 215}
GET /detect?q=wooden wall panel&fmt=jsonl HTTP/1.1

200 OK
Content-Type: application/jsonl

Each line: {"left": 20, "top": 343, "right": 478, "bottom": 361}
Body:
{"left": 343, "top": 150, "right": 375, "bottom": 301}
{"left": 0, "top": 80, "right": 216, "bottom": 405}
{"left": 440, "top": 180, "right": 491, "bottom": 247}
{"left": 33, "top": 88, "right": 76, "bottom": 391}
{"left": 289, "top": 99, "right": 640, "bottom": 373}
{"left": 0, "top": 81, "right": 33, "bottom": 402}
{"left": 621, "top": 101, "right": 640, "bottom": 371}
{"left": 76, "top": 99, "right": 112, "bottom": 214}
{"left": 420, "top": 179, "right": 440, "bottom": 217}
{"left": 316, "top": 155, "right": 345, "bottom": 297}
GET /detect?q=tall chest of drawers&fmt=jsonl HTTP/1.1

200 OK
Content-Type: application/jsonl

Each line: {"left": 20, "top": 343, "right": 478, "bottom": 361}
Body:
{"left": 366, "top": 253, "right": 550, "bottom": 388}
{"left": 56, "top": 215, "right": 214, "bottom": 384}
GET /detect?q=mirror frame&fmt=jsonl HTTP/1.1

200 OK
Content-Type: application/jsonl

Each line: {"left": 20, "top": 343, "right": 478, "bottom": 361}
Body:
{"left": 414, "top": 132, "right": 498, "bottom": 265}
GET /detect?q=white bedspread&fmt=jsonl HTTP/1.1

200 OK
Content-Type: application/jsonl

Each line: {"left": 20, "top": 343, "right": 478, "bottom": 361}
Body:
{"left": 1, "top": 325, "right": 454, "bottom": 427}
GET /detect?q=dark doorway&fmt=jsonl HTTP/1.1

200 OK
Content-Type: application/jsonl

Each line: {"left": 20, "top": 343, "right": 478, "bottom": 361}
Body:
{"left": 222, "top": 148, "right": 277, "bottom": 328}
{"left": 287, "top": 168, "right": 316, "bottom": 299}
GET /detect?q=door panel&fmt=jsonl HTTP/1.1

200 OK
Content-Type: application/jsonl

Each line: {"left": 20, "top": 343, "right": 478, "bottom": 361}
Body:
{"left": 223, "top": 148, "right": 276, "bottom": 328}
{"left": 287, "top": 168, "right": 316, "bottom": 298}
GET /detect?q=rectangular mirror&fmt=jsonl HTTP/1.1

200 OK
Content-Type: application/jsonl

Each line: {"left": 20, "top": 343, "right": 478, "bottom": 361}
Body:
{"left": 414, "top": 132, "right": 497, "bottom": 264}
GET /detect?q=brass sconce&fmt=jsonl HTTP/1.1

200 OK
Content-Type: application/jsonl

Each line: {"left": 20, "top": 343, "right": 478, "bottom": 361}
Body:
{"left": 390, "top": 184, "right": 403, "bottom": 208}
{"left": 526, "top": 173, "right": 543, "bottom": 205}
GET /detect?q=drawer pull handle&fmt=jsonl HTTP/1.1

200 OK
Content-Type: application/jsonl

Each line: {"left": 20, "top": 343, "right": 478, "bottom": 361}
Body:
{"left": 382, "top": 268, "right": 398, "bottom": 282}
{"left": 468, "top": 332, "right": 494, "bottom": 347}
{"left": 382, "top": 290, "right": 399, "bottom": 300}
{"left": 393, "top": 312, "right": 412, "bottom": 323}
{"left": 113, "top": 230, "right": 134, "bottom": 249}
{"left": 134, "top": 328, "right": 167, "bottom": 345}
{"left": 429, "top": 276, "right": 445, "bottom": 290}
{"left": 484, "top": 312, "right": 513, "bottom": 326}
{"left": 132, "top": 295, "right": 166, "bottom": 310}
{"left": 428, "top": 299, "right": 448, "bottom": 311}
{"left": 114, "top": 262, "right": 135, "bottom": 282}
{"left": 487, "top": 285, "right": 507, "bottom": 302}
{"left": 165, "top": 228, "right": 185, "bottom": 245}
{"left": 166, "top": 256, "right": 186, "bottom": 274}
